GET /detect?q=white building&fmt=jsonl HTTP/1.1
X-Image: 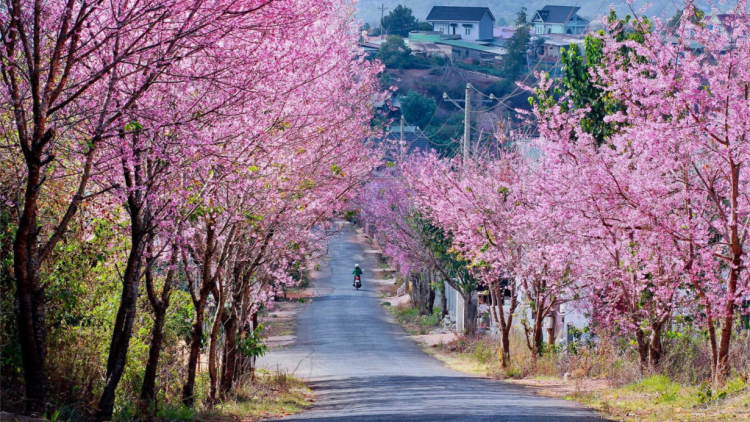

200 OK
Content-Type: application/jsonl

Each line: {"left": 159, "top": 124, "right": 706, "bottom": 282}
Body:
{"left": 426, "top": 6, "right": 495, "bottom": 42}
{"left": 531, "top": 5, "right": 589, "bottom": 35}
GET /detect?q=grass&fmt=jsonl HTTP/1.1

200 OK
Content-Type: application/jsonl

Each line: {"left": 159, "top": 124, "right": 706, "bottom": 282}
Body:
{"left": 625, "top": 375, "right": 682, "bottom": 403}
{"left": 423, "top": 345, "right": 488, "bottom": 376}
{"left": 157, "top": 371, "right": 313, "bottom": 422}
{"left": 573, "top": 375, "right": 750, "bottom": 422}
{"left": 388, "top": 304, "right": 442, "bottom": 335}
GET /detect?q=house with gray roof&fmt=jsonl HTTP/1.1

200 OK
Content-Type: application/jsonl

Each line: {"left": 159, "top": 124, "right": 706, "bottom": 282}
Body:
{"left": 531, "top": 5, "right": 589, "bottom": 35}
{"left": 426, "top": 6, "right": 495, "bottom": 41}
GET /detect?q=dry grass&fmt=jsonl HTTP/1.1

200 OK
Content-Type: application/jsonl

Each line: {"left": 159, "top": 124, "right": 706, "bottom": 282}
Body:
{"left": 157, "top": 370, "right": 313, "bottom": 421}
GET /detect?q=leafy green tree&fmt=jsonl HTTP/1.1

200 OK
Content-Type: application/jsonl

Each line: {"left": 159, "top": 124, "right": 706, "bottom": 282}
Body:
{"left": 536, "top": 12, "right": 651, "bottom": 145}
{"left": 501, "top": 8, "right": 531, "bottom": 81}
{"left": 376, "top": 35, "right": 412, "bottom": 68}
{"left": 416, "top": 21, "right": 433, "bottom": 31}
{"left": 400, "top": 91, "right": 436, "bottom": 129}
{"left": 426, "top": 113, "right": 463, "bottom": 157}
{"left": 410, "top": 216, "right": 478, "bottom": 335}
{"left": 382, "top": 5, "right": 418, "bottom": 37}
{"left": 376, "top": 35, "right": 429, "bottom": 69}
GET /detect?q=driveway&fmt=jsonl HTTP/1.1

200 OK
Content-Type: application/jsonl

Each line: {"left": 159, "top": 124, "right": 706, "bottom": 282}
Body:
{"left": 259, "top": 222, "right": 605, "bottom": 422}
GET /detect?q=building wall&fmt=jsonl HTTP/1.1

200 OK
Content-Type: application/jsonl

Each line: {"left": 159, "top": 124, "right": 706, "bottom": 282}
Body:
{"left": 533, "top": 23, "right": 564, "bottom": 34}
{"left": 479, "top": 14, "right": 494, "bottom": 40}
{"left": 445, "top": 281, "right": 458, "bottom": 322}
{"left": 431, "top": 20, "right": 486, "bottom": 41}
{"left": 565, "top": 16, "right": 588, "bottom": 34}
{"left": 488, "top": 296, "right": 591, "bottom": 346}
{"left": 451, "top": 46, "right": 486, "bottom": 62}
{"left": 533, "top": 20, "right": 586, "bottom": 35}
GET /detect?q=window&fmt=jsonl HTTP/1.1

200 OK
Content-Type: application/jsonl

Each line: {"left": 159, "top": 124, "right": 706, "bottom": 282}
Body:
{"left": 465, "top": 27, "right": 471, "bottom": 35}
{"left": 438, "top": 25, "right": 445, "bottom": 33}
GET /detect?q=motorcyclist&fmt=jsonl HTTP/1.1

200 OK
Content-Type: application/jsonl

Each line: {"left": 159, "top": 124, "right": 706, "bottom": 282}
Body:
{"left": 352, "top": 264, "right": 363, "bottom": 286}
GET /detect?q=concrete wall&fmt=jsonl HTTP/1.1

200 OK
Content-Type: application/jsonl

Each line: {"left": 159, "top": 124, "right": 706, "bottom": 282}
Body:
{"left": 479, "top": 14, "right": 494, "bottom": 40}
{"left": 445, "top": 281, "right": 458, "bottom": 322}
{"left": 533, "top": 20, "right": 587, "bottom": 35}
{"left": 431, "top": 18, "right": 492, "bottom": 41}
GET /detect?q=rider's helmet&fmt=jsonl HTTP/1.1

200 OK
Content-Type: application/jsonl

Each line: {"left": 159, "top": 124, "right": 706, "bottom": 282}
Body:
{"left": 355, "top": 264, "right": 360, "bottom": 268}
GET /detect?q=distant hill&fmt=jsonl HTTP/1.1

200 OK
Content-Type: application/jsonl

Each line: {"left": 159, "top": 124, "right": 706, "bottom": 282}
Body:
{"left": 354, "top": 0, "right": 723, "bottom": 30}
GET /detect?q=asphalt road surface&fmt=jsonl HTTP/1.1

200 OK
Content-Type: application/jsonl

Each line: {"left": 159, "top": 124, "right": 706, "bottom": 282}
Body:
{"left": 260, "top": 222, "right": 605, "bottom": 422}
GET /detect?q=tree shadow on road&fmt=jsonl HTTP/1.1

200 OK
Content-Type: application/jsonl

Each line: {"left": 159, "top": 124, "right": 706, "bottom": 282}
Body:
{"left": 275, "top": 375, "right": 608, "bottom": 421}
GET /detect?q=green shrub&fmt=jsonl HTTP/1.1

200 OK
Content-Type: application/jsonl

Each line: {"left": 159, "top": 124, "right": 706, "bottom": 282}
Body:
{"left": 473, "top": 340, "right": 494, "bottom": 364}
{"left": 628, "top": 375, "right": 680, "bottom": 403}
{"left": 393, "top": 306, "right": 419, "bottom": 324}
{"left": 725, "top": 376, "right": 747, "bottom": 394}
{"left": 157, "top": 405, "right": 196, "bottom": 421}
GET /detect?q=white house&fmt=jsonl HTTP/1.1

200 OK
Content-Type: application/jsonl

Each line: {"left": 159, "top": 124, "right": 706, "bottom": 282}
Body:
{"left": 531, "top": 5, "right": 589, "bottom": 35}
{"left": 708, "top": 13, "right": 737, "bottom": 36}
{"left": 426, "top": 6, "right": 495, "bottom": 41}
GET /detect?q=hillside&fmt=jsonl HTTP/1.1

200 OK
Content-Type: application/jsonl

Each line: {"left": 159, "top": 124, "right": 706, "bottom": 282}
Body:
{"left": 355, "top": 0, "right": 716, "bottom": 29}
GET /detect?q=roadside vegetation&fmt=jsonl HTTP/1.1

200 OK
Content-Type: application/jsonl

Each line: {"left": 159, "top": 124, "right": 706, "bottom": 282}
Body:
{"left": 1, "top": 0, "right": 376, "bottom": 419}
{"left": 385, "top": 303, "right": 442, "bottom": 335}
{"left": 156, "top": 370, "right": 312, "bottom": 422}
{"left": 416, "top": 330, "right": 750, "bottom": 421}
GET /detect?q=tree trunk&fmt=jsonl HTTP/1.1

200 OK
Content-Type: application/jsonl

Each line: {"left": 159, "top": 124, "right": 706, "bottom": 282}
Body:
{"left": 13, "top": 161, "right": 48, "bottom": 415}
{"left": 715, "top": 158, "right": 742, "bottom": 382}
{"left": 96, "top": 223, "right": 145, "bottom": 420}
{"left": 183, "top": 297, "right": 207, "bottom": 406}
{"left": 141, "top": 248, "right": 177, "bottom": 405}
{"left": 183, "top": 219, "right": 222, "bottom": 406}
{"left": 707, "top": 314, "right": 719, "bottom": 381}
{"left": 716, "top": 257, "right": 740, "bottom": 381}
{"left": 490, "top": 283, "right": 514, "bottom": 369}
{"left": 410, "top": 272, "right": 435, "bottom": 316}
{"left": 649, "top": 324, "right": 663, "bottom": 369}
{"left": 463, "top": 291, "right": 478, "bottom": 336}
{"left": 635, "top": 328, "right": 649, "bottom": 370}
{"left": 533, "top": 312, "right": 544, "bottom": 356}
{"left": 220, "top": 310, "right": 238, "bottom": 395}
{"left": 250, "top": 311, "right": 259, "bottom": 381}
{"left": 547, "top": 312, "right": 556, "bottom": 346}
{"left": 141, "top": 306, "right": 166, "bottom": 404}
{"left": 208, "top": 285, "right": 226, "bottom": 406}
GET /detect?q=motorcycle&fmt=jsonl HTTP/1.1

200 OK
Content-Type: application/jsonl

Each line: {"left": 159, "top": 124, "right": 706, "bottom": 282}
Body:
{"left": 353, "top": 276, "right": 362, "bottom": 290}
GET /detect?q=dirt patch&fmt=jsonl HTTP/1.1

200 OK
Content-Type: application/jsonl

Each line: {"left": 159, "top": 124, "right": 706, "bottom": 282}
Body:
{"left": 412, "top": 332, "right": 458, "bottom": 347}
{"left": 0, "top": 413, "right": 44, "bottom": 422}
{"left": 262, "top": 288, "right": 316, "bottom": 349}
{"left": 505, "top": 378, "right": 609, "bottom": 400}
{"left": 381, "top": 293, "right": 410, "bottom": 307}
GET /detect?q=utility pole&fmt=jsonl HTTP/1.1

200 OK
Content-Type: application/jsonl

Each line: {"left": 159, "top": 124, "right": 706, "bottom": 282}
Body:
{"left": 463, "top": 83, "right": 472, "bottom": 163}
{"left": 379, "top": 4, "right": 388, "bottom": 40}
{"left": 400, "top": 115, "right": 405, "bottom": 144}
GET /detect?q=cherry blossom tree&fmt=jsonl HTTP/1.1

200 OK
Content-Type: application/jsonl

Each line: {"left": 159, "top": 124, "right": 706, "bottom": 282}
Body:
{"left": 2, "top": 0, "right": 383, "bottom": 415}
{"left": 596, "top": 2, "right": 750, "bottom": 380}
{"left": 528, "top": 1, "right": 750, "bottom": 379}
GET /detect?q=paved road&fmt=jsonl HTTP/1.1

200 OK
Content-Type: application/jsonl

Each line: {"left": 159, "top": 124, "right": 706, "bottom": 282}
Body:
{"left": 260, "top": 222, "right": 605, "bottom": 422}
